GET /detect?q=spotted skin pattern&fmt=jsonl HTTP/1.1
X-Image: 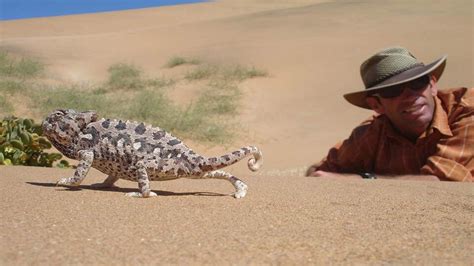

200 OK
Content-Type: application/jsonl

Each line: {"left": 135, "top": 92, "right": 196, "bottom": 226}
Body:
{"left": 42, "top": 109, "right": 263, "bottom": 198}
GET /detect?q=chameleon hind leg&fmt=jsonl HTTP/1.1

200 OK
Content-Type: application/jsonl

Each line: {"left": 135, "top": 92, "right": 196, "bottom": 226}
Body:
{"left": 202, "top": 170, "right": 248, "bottom": 199}
{"left": 125, "top": 161, "right": 157, "bottom": 198}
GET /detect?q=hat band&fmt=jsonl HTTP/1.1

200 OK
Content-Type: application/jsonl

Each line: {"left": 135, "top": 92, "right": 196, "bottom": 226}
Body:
{"left": 366, "top": 62, "right": 424, "bottom": 89}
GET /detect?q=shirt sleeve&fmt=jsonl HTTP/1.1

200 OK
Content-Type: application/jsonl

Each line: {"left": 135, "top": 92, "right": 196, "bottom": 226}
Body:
{"left": 308, "top": 118, "right": 380, "bottom": 174}
{"left": 421, "top": 113, "right": 474, "bottom": 182}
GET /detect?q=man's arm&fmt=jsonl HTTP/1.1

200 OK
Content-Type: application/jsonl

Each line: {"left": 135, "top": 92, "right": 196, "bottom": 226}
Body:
{"left": 306, "top": 119, "right": 379, "bottom": 176}
{"left": 309, "top": 170, "right": 440, "bottom": 181}
{"left": 421, "top": 96, "right": 474, "bottom": 181}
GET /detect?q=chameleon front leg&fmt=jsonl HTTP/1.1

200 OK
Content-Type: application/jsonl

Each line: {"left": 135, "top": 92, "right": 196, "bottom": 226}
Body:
{"left": 125, "top": 161, "right": 157, "bottom": 198}
{"left": 56, "top": 150, "right": 94, "bottom": 187}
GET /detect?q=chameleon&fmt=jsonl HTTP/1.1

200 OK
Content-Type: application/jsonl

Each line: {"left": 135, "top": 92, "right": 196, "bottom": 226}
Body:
{"left": 42, "top": 109, "right": 262, "bottom": 198}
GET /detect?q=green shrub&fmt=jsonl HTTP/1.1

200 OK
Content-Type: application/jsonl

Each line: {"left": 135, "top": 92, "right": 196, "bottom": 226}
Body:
{"left": 145, "top": 77, "right": 176, "bottom": 88}
{"left": 185, "top": 64, "right": 267, "bottom": 82}
{"left": 184, "top": 65, "right": 218, "bottom": 80}
{"left": 173, "top": 103, "right": 233, "bottom": 143}
{"left": 0, "top": 80, "right": 27, "bottom": 94}
{"left": 195, "top": 81, "right": 241, "bottom": 115}
{"left": 0, "top": 117, "right": 69, "bottom": 167}
{"left": 16, "top": 58, "right": 44, "bottom": 78}
{"left": 221, "top": 65, "right": 268, "bottom": 81}
{"left": 106, "top": 63, "right": 144, "bottom": 90}
{"left": 0, "top": 95, "right": 14, "bottom": 115}
{"left": 117, "top": 88, "right": 235, "bottom": 143}
{"left": 35, "top": 85, "right": 110, "bottom": 115}
{"left": 0, "top": 51, "right": 268, "bottom": 145}
{"left": 0, "top": 52, "right": 16, "bottom": 77}
{"left": 121, "top": 89, "right": 178, "bottom": 127}
{"left": 165, "top": 56, "right": 201, "bottom": 68}
{"left": 0, "top": 52, "right": 44, "bottom": 79}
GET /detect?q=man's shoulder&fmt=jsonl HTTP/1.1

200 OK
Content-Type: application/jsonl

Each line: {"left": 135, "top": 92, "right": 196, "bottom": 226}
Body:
{"left": 350, "top": 114, "right": 388, "bottom": 140}
{"left": 438, "top": 87, "right": 474, "bottom": 120}
{"left": 438, "top": 87, "right": 474, "bottom": 108}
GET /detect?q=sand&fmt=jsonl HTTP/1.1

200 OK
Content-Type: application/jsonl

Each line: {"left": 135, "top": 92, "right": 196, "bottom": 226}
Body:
{"left": 1, "top": 166, "right": 473, "bottom": 264}
{"left": 0, "top": 0, "right": 473, "bottom": 264}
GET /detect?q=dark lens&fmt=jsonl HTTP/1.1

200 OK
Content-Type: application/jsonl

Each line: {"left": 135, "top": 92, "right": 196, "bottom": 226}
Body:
{"left": 409, "top": 75, "right": 430, "bottom": 91}
{"left": 376, "top": 75, "right": 430, "bottom": 98}
{"left": 377, "top": 87, "right": 404, "bottom": 98}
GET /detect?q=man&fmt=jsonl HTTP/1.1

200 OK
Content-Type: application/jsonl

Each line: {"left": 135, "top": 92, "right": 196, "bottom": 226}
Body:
{"left": 306, "top": 46, "right": 473, "bottom": 181}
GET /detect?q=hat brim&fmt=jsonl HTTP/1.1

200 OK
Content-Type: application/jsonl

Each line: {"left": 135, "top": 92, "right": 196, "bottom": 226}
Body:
{"left": 343, "top": 55, "right": 447, "bottom": 109}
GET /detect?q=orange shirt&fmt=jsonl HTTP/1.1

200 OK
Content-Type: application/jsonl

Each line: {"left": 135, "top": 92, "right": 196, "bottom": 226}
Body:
{"left": 313, "top": 87, "right": 473, "bottom": 181}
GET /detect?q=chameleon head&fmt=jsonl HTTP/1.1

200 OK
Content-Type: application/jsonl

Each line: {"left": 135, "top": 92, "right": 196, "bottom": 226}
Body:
{"left": 42, "top": 109, "right": 98, "bottom": 146}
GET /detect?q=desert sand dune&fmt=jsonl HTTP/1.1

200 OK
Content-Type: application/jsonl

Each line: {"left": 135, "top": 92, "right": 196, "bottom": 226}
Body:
{"left": 0, "top": 0, "right": 473, "bottom": 264}
{"left": 2, "top": 0, "right": 472, "bottom": 172}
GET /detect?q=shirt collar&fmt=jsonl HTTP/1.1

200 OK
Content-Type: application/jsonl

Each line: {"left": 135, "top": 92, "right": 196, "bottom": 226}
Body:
{"left": 425, "top": 96, "right": 453, "bottom": 137}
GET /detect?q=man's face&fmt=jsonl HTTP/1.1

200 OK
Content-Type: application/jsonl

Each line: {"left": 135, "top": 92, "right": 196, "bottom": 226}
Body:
{"left": 366, "top": 76, "right": 438, "bottom": 140}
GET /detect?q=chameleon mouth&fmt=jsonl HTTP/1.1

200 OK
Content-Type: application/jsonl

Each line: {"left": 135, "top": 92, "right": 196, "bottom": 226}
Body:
{"left": 42, "top": 121, "right": 52, "bottom": 134}
{"left": 41, "top": 121, "right": 61, "bottom": 139}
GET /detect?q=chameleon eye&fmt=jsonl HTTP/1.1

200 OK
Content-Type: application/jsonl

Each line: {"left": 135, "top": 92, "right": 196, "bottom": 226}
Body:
{"left": 53, "top": 110, "right": 65, "bottom": 117}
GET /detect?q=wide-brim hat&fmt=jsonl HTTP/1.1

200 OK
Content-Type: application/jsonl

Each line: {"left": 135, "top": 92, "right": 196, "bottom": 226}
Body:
{"left": 344, "top": 46, "right": 447, "bottom": 109}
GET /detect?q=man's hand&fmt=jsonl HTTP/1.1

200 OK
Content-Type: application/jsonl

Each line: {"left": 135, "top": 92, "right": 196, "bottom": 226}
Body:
{"left": 308, "top": 170, "right": 441, "bottom": 181}
{"left": 308, "top": 170, "right": 361, "bottom": 179}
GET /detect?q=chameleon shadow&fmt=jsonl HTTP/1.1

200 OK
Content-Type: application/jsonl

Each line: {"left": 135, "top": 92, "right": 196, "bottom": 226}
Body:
{"left": 26, "top": 182, "right": 228, "bottom": 197}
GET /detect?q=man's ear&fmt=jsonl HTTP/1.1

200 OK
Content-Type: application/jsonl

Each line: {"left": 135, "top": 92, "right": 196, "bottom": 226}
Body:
{"left": 366, "top": 96, "right": 384, "bottom": 114}
{"left": 429, "top": 74, "right": 438, "bottom": 97}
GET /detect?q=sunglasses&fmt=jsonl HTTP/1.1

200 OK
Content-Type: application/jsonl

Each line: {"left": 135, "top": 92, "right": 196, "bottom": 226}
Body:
{"left": 370, "top": 75, "right": 431, "bottom": 99}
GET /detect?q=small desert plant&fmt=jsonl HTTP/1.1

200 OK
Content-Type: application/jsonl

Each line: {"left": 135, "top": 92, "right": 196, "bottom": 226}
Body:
{"left": 172, "top": 104, "right": 233, "bottom": 143}
{"left": 185, "top": 64, "right": 267, "bottom": 82}
{"left": 221, "top": 65, "right": 268, "bottom": 81}
{"left": 0, "top": 52, "right": 42, "bottom": 117}
{"left": 0, "top": 80, "right": 27, "bottom": 95}
{"left": 106, "top": 63, "right": 144, "bottom": 90}
{"left": 0, "top": 117, "right": 69, "bottom": 167}
{"left": 184, "top": 64, "right": 219, "bottom": 81}
{"left": 0, "top": 95, "right": 14, "bottom": 115}
{"left": 145, "top": 77, "right": 176, "bottom": 88}
{"left": 0, "top": 51, "right": 268, "bottom": 145}
{"left": 195, "top": 81, "right": 241, "bottom": 115}
{"left": 117, "top": 88, "right": 236, "bottom": 143}
{"left": 0, "top": 51, "right": 44, "bottom": 79}
{"left": 165, "top": 56, "right": 201, "bottom": 68}
{"left": 122, "top": 89, "right": 178, "bottom": 128}
{"left": 35, "top": 85, "right": 111, "bottom": 115}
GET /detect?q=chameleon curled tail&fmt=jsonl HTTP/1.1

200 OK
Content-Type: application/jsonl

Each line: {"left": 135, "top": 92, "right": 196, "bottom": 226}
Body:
{"left": 246, "top": 147, "right": 262, "bottom": 172}
{"left": 203, "top": 146, "right": 263, "bottom": 172}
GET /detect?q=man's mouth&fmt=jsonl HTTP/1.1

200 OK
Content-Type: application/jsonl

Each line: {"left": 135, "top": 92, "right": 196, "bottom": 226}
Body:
{"left": 402, "top": 104, "right": 425, "bottom": 115}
